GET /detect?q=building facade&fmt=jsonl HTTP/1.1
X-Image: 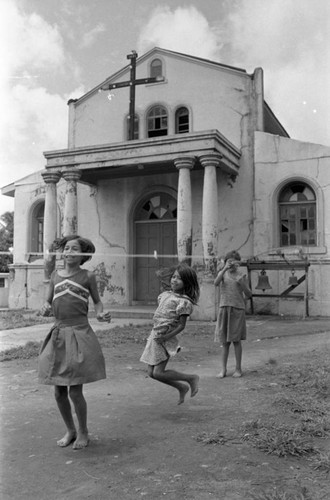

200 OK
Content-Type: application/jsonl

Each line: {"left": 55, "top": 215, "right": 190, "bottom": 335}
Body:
{"left": 2, "top": 48, "right": 330, "bottom": 318}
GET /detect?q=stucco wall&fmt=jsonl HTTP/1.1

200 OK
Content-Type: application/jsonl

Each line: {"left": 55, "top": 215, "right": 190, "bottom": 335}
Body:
{"left": 254, "top": 132, "right": 330, "bottom": 316}
{"left": 72, "top": 54, "right": 251, "bottom": 150}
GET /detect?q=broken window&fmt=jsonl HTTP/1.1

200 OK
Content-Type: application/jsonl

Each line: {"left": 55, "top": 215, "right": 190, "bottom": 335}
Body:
{"left": 279, "top": 182, "right": 316, "bottom": 247}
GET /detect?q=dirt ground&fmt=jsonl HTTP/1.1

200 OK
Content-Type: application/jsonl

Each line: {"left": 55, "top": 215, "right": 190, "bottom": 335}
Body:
{"left": 1, "top": 317, "right": 330, "bottom": 500}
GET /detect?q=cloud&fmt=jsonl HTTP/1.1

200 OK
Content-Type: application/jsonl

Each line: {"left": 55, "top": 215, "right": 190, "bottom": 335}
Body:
{"left": 0, "top": 0, "right": 86, "bottom": 211}
{"left": 0, "top": 0, "right": 65, "bottom": 78}
{"left": 225, "top": 0, "right": 330, "bottom": 145}
{"left": 137, "top": 1, "right": 329, "bottom": 146}
{"left": 80, "top": 23, "right": 106, "bottom": 48}
{"left": 138, "top": 5, "right": 223, "bottom": 60}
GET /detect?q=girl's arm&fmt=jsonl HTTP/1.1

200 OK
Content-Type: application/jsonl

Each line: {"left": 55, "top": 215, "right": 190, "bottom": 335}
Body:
{"left": 39, "top": 278, "right": 55, "bottom": 316}
{"left": 159, "top": 315, "right": 188, "bottom": 342}
{"left": 238, "top": 275, "right": 252, "bottom": 299}
{"left": 214, "top": 261, "right": 230, "bottom": 286}
{"left": 88, "top": 272, "right": 111, "bottom": 323}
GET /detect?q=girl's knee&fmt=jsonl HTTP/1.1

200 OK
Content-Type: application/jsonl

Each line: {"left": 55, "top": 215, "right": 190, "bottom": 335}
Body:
{"left": 69, "top": 385, "right": 83, "bottom": 403}
{"left": 55, "top": 386, "right": 67, "bottom": 401}
{"left": 153, "top": 367, "right": 165, "bottom": 380}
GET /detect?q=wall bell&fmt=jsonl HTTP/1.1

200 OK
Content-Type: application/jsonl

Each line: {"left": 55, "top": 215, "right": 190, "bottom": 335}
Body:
{"left": 288, "top": 270, "right": 299, "bottom": 286}
{"left": 255, "top": 269, "right": 272, "bottom": 291}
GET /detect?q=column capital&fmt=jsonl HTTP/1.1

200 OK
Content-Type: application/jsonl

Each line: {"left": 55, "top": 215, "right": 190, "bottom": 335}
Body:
{"left": 199, "top": 153, "right": 223, "bottom": 169}
{"left": 61, "top": 167, "right": 82, "bottom": 182}
{"left": 174, "top": 157, "right": 196, "bottom": 170}
{"left": 41, "top": 170, "right": 61, "bottom": 184}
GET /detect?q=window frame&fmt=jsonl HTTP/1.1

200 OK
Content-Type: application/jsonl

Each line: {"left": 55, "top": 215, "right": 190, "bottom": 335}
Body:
{"left": 150, "top": 58, "right": 163, "bottom": 79}
{"left": 175, "top": 106, "right": 189, "bottom": 134}
{"left": 271, "top": 177, "right": 326, "bottom": 255}
{"left": 146, "top": 105, "right": 168, "bottom": 138}
{"left": 279, "top": 183, "right": 316, "bottom": 247}
{"left": 29, "top": 200, "right": 45, "bottom": 261}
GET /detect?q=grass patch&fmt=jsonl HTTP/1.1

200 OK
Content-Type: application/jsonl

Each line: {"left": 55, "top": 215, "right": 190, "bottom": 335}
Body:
{"left": 309, "top": 450, "right": 330, "bottom": 473}
{"left": 0, "top": 310, "right": 53, "bottom": 330}
{"left": 274, "top": 394, "right": 327, "bottom": 416}
{"left": 240, "top": 356, "right": 330, "bottom": 463}
{"left": 195, "top": 429, "right": 227, "bottom": 445}
{"left": 0, "top": 341, "right": 41, "bottom": 362}
{"left": 274, "top": 395, "right": 330, "bottom": 438}
{"left": 273, "top": 363, "right": 330, "bottom": 399}
{"left": 242, "top": 420, "right": 315, "bottom": 457}
{"left": 0, "top": 324, "right": 150, "bottom": 362}
{"left": 248, "top": 486, "right": 323, "bottom": 500}
{"left": 96, "top": 324, "right": 148, "bottom": 346}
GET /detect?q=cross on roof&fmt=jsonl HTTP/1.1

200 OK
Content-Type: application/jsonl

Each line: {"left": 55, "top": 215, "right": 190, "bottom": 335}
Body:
{"left": 102, "top": 51, "right": 165, "bottom": 140}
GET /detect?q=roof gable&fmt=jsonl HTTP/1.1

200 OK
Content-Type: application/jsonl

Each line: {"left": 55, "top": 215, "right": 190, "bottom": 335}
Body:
{"left": 75, "top": 47, "right": 248, "bottom": 105}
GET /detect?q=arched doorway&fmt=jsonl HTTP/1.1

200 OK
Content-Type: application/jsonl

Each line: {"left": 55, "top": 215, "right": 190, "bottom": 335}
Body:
{"left": 133, "top": 192, "right": 177, "bottom": 303}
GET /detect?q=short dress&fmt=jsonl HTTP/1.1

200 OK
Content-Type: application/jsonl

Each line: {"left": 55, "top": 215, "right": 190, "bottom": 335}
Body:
{"left": 214, "top": 272, "right": 249, "bottom": 345}
{"left": 38, "top": 269, "right": 106, "bottom": 386}
{"left": 140, "top": 291, "right": 193, "bottom": 366}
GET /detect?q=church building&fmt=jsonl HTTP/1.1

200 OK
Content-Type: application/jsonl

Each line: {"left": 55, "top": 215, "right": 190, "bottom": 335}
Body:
{"left": 2, "top": 47, "right": 330, "bottom": 319}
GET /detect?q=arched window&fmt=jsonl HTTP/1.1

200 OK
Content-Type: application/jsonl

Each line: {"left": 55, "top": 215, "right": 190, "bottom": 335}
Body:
{"left": 30, "top": 202, "right": 44, "bottom": 259}
{"left": 126, "top": 114, "right": 139, "bottom": 140}
{"left": 175, "top": 107, "right": 189, "bottom": 134}
{"left": 147, "top": 106, "right": 168, "bottom": 137}
{"left": 279, "top": 182, "right": 316, "bottom": 246}
{"left": 135, "top": 193, "right": 177, "bottom": 221}
{"left": 150, "top": 58, "right": 162, "bottom": 78}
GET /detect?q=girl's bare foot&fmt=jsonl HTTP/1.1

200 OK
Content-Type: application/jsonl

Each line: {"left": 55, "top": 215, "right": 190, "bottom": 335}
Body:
{"left": 178, "top": 385, "right": 189, "bottom": 405}
{"left": 189, "top": 375, "right": 199, "bottom": 397}
{"left": 73, "top": 431, "right": 90, "bottom": 450}
{"left": 232, "top": 370, "right": 242, "bottom": 378}
{"left": 57, "top": 430, "right": 77, "bottom": 447}
{"left": 216, "top": 370, "right": 227, "bottom": 378}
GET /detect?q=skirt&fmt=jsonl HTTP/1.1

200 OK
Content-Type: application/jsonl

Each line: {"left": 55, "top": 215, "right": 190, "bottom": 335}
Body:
{"left": 38, "top": 320, "right": 106, "bottom": 386}
{"left": 214, "top": 306, "right": 247, "bottom": 345}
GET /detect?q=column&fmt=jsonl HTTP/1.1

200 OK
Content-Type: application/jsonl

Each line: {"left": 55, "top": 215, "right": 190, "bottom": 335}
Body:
{"left": 62, "top": 167, "right": 81, "bottom": 236}
{"left": 41, "top": 170, "right": 61, "bottom": 280}
{"left": 200, "top": 154, "right": 222, "bottom": 275}
{"left": 174, "top": 157, "right": 195, "bottom": 264}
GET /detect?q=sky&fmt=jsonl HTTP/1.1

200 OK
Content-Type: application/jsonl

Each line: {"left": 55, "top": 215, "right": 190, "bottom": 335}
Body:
{"left": 1, "top": 0, "right": 329, "bottom": 215}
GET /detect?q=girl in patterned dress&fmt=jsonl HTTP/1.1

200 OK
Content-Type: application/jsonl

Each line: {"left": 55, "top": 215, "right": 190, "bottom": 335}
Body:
{"left": 140, "top": 263, "right": 200, "bottom": 405}
{"left": 38, "top": 235, "right": 111, "bottom": 449}
{"left": 214, "top": 250, "right": 252, "bottom": 378}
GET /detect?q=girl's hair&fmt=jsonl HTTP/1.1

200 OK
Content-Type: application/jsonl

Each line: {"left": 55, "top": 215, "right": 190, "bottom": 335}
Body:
{"left": 157, "top": 263, "right": 200, "bottom": 303}
{"left": 224, "top": 250, "right": 241, "bottom": 263}
{"left": 174, "top": 263, "right": 200, "bottom": 304}
{"left": 54, "top": 235, "right": 95, "bottom": 265}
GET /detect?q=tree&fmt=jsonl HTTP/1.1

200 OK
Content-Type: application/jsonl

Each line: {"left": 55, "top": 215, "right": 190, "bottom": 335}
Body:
{"left": 0, "top": 211, "right": 14, "bottom": 272}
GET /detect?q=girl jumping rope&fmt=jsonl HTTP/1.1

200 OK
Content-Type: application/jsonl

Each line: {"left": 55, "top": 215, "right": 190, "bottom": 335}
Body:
{"left": 140, "top": 263, "right": 200, "bottom": 405}
{"left": 38, "top": 235, "right": 111, "bottom": 449}
{"left": 214, "top": 250, "right": 252, "bottom": 378}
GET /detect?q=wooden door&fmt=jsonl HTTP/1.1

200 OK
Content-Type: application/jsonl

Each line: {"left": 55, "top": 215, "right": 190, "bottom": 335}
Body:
{"left": 134, "top": 221, "right": 177, "bottom": 303}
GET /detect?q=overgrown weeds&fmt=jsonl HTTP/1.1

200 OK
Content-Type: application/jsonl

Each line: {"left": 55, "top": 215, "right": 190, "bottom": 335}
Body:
{"left": 0, "top": 325, "right": 149, "bottom": 361}
{"left": 309, "top": 450, "right": 330, "bottom": 473}
{"left": 241, "top": 420, "right": 315, "bottom": 457}
{"left": 0, "top": 310, "right": 52, "bottom": 330}
{"left": 248, "top": 485, "right": 326, "bottom": 500}
{"left": 0, "top": 341, "right": 41, "bottom": 361}
{"left": 241, "top": 357, "right": 330, "bottom": 460}
{"left": 195, "top": 429, "right": 228, "bottom": 445}
{"left": 269, "top": 363, "right": 330, "bottom": 399}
